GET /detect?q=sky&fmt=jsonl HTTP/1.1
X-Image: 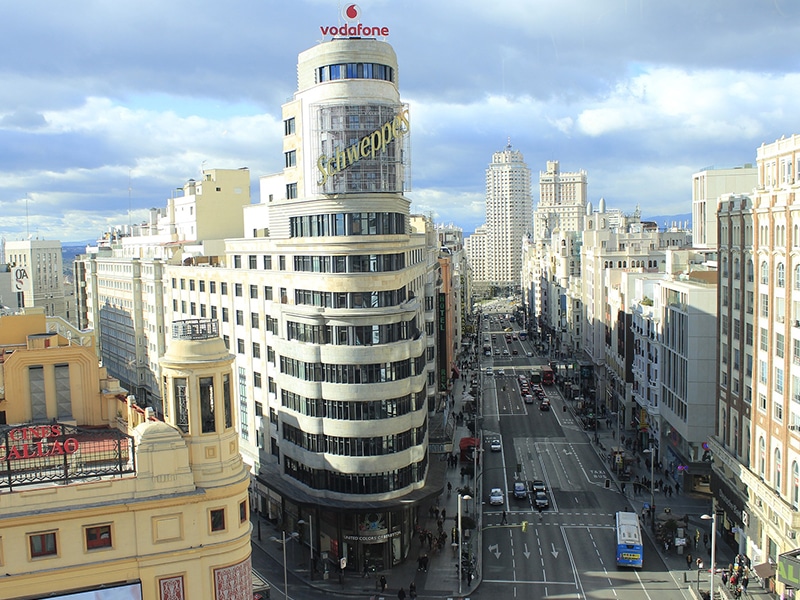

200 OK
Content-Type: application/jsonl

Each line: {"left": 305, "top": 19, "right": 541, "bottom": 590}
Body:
{"left": 1, "top": 0, "right": 799, "bottom": 243}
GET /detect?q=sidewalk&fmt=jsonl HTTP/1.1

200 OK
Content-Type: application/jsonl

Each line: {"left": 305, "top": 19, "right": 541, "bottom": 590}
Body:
{"left": 250, "top": 363, "right": 483, "bottom": 600}
{"left": 563, "top": 384, "right": 778, "bottom": 600}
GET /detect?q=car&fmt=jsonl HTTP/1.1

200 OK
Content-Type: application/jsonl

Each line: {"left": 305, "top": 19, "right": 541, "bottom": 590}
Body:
{"left": 523, "top": 394, "right": 534, "bottom": 404}
{"left": 534, "top": 491, "right": 549, "bottom": 509}
{"left": 530, "top": 480, "right": 547, "bottom": 493}
{"left": 494, "top": 349, "right": 501, "bottom": 355}
{"left": 512, "top": 349, "right": 518, "bottom": 355}
{"left": 489, "top": 488, "right": 504, "bottom": 505}
{"left": 526, "top": 351, "right": 534, "bottom": 357}
{"left": 496, "top": 369, "right": 505, "bottom": 376}
{"left": 490, "top": 438, "right": 502, "bottom": 452}
{"left": 539, "top": 399, "right": 551, "bottom": 411}
{"left": 503, "top": 349, "right": 509, "bottom": 356}
{"left": 513, "top": 482, "right": 528, "bottom": 499}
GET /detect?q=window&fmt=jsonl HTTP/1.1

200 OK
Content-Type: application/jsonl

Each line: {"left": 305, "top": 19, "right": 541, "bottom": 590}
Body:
{"left": 775, "top": 448, "right": 783, "bottom": 490}
{"left": 760, "top": 328, "right": 768, "bottom": 351}
{"left": 279, "top": 256, "right": 286, "bottom": 271}
{"left": 284, "top": 117, "right": 295, "bottom": 136}
{"left": 286, "top": 183, "right": 298, "bottom": 199}
{"left": 253, "top": 342, "right": 261, "bottom": 358}
{"left": 237, "top": 339, "right": 245, "bottom": 354}
{"left": 265, "top": 286, "right": 273, "bottom": 300}
{"left": 795, "top": 264, "right": 800, "bottom": 290}
{"left": 776, "top": 366, "right": 785, "bottom": 393}
{"left": 761, "top": 261, "right": 769, "bottom": 285}
{"left": 759, "top": 436, "right": 766, "bottom": 477}
{"left": 234, "top": 255, "right": 242, "bottom": 269}
{"left": 236, "top": 310, "right": 244, "bottom": 326}
{"left": 251, "top": 312, "right": 259, "bottom": 328}
{"left": 250, "top": 285, "right": 258, "bottom": 299}
{"left": 29, "top": 532, "right": 57, "bottom": 557}
{"left": 264, "top": 255, "right": 272, "bottom": 270}
{"left": 235, "top": 283, "right": 243, "bottom": 297}
{"left": 222, "top": 307, "right": 229, "bottom": 322}
{"left": 211, "top": 305, "right": 218, "bottom": 320}
{"left": 85, "top": 525, "right": 112, "bottom": 550}
{"left": 254, "top": 372, "right": 262, "bottom": 388}
{"left": 189, "top": 279, "right": 195, "bottom": 291}
{"left": 777, "top": 332, "right": 785, "bottom": 358}
{"left": 200, "top": 376, "right": 216, "bottom": 433}
{"left": 210, "top": 509, "right": 226, "bottom": 532}
{"left": 221, "top": 282, "right": 228, "bottom": 295}
{"left": 200, "top": 280, "right": 206, "bottom": 292}
{"left": 240, "top": 500, "right": 248, "bottom": 524}
{"left": 210, "top": 281, "right": 217, "bottom": 293}
{"left": 285, "top": 150, "right": 297, "bottom": 168}
{"left": 249, "top": 255, "right": 257, "bottom": 269}
{"left": 777, "top": 263, "right": 786, "bottom": 288}
{"left": 760, "top": 293, "right": 769, "bottom": 318}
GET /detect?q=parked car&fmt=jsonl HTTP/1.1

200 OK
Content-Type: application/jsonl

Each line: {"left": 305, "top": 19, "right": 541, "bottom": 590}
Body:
{"left": 513, "top": 482, "right": 528, "bottom": 499}
{"left": 489, "top": 488, "right": 504, "bottom": 505}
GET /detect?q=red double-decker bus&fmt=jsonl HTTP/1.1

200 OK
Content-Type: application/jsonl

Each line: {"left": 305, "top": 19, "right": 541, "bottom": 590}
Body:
{"left": 541, "top": 366, "right": 555, "bottom": 385}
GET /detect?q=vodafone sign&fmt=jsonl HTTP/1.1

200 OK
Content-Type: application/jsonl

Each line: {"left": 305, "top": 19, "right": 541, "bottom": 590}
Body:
{"left": 320, "top": 4, "right": 389, "bottom": 38}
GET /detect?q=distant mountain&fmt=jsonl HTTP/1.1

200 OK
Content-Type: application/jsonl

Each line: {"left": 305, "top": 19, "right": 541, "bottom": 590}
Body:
{"left": 642, "top": 212, "right": 692, "bottom": 228}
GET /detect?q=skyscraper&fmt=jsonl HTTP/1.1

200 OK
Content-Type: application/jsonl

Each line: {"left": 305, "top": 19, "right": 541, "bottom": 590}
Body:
{"left": 478, "top": 143, "right": 532, "bottom": 288}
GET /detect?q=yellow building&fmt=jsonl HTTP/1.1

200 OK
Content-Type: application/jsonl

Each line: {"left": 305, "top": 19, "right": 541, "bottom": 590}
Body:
{"left": 0, "top": 311, "right": 252, "bottom": 600}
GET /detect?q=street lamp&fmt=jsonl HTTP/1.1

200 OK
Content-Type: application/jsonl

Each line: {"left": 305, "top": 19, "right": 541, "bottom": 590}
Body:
{"left": 297, "top": 517, "right": 314, "bottom": 578}
{"left": 269, "top": 531, "right": 299, "bottom": 600}
{"left": 458, "top": 493, "right": 472, "bottom": 596}
{"left": 702, "top": 512, "right": 717, "bottom": 600}
{"left": 643, "top": 446, "right": 655, "bottom": 519}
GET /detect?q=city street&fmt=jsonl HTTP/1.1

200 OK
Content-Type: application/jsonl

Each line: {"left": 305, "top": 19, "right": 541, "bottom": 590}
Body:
{"left": 474, "top": 308, "right": 690, "bottom": 599}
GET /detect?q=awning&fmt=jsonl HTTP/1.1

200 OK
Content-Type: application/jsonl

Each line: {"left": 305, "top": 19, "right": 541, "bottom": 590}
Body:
{"left": 754, "top": 562, "right": 776, "bottom": 579}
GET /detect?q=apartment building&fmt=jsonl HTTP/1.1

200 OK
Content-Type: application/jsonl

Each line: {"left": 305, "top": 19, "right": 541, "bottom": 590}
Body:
{"left": 710, "top": 134, "right": 800, "bottom": 594}
{"left": 6, "top": 239, "right": 67, "bottom": 320}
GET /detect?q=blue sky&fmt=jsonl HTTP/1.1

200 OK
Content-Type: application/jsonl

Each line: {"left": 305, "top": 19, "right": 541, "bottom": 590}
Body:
{"left": 1, "top": 0, "right": 799, "bottom": 242}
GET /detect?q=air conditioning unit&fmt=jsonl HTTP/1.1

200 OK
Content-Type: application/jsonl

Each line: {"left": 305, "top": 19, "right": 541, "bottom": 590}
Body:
{"left": 794, "top": 320, "right": 800, "bottom": 328}
{"left": 788, "top": 529, "right": 796, "bottom": 540}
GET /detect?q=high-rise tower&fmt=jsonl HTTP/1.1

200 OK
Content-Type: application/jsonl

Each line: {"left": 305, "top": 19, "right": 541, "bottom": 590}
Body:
{"left": 483, "top": 144, "right": 532, "bottom": 288}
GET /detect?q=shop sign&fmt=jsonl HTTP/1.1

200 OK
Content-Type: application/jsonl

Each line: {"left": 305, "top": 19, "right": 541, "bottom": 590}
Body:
{"left": 344, "top": 530, "right": 401, "bottom": 543}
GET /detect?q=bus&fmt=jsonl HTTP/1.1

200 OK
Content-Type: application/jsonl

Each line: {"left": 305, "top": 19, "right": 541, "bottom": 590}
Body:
{"left": 541, "top": 366, "right": 555, "bottom": 386}
{"left": 615, "top": 511, "right": 643, "bottom": 568}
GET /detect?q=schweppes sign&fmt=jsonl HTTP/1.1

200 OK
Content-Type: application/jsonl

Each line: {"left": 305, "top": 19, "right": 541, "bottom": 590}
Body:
{"left": 317, "top": 108, "right": 409, "bottom": 186}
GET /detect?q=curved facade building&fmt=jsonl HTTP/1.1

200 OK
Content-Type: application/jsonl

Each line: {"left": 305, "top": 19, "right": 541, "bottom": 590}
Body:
{"left": 251, "top": 35, "right": 439, "bottom": 572}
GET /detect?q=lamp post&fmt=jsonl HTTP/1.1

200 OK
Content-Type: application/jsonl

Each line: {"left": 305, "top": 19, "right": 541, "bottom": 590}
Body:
{"left": 297, "top": 517, "right": 313, "bottom": 578}
{"left": 458, "top": 493, "right": 472, "bottom": 595}
{"left": 702, "top": 512, "right": 717, "bottom": 600}
{"left": 269, "top": 531, "right": 299, "bottom": 600}
{"left": 644, "top": 446, "right": 655, "bottom": 519}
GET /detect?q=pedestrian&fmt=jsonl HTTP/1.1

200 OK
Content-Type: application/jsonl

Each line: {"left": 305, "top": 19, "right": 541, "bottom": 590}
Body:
{"left": 398, "top": 587, "right": 406, "bottom": 600}
{"left": 441, "top": 508, "right": 447, "bottom": 521}
{"left": 675, "top": 482, "right": 680, "bottom": 494}
{"left": 687, "top": 553, "right": 693, "bottom": 569}
{"left": 722, "top": 570, "right": 728, "bottom": 587}
{"left": 409, "top": 581, "right": 417, "bottom": 599}
{"left": 741, "top": 574, "right": 749, "bottom": 593}
{"left": 380, "top": 575, "right": 387, "bottom": 592}
{"left": 501, "top": 510, "right": 507, "bottom": 525}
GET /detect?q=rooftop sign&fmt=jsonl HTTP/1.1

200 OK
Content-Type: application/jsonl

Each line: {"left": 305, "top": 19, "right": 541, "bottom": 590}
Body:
{"left": 320, "top": 4, "right": 389, "bottom": 38}
{"left": 0, "top": 422, "right": 136, "bottom": 490}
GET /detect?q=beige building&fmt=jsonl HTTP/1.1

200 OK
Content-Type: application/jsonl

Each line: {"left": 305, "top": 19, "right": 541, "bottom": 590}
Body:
{"left": 0, "top": 311, "right": 252, "bottom": 600}
{"left": 710, "top": 134, "right": 800, "bottom": 594}
{"left": 5, "top": 239, "right": 67, "bottom": 320}
{"left": 692, "top": 165, "right": 756, "bottom": 249}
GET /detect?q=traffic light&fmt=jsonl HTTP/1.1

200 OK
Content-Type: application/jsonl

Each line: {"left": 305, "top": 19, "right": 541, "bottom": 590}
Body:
{"left": 521, "top": 521, "right": 528, "bottom": 532}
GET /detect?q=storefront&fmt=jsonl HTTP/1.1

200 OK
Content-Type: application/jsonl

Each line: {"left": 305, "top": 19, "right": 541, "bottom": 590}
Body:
{"left": 711, "top": 471, "right": 748, "bottom": 555}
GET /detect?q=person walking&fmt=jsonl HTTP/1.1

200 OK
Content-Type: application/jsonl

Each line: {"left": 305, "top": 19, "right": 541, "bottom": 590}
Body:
{"left": 409, "top": 581, "right": 417, "bottom": 599}
{"left": 398, "top": 587, "right": 406, "bottom": 600}
{"left": 380, "top": 575, "right": 387, "bottom": 592}
{"left": 501, "top": 510, "right": 507, "bottom": 525}
{"left": 686, "top": 553, "right": 693, "bottom": 570}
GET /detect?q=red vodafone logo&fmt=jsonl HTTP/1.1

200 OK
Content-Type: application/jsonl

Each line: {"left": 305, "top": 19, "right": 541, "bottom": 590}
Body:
{"left": 320, "top": 6, "right": 389, "bottom": 39}
{"left": 342, "top": 4, "right": 360, "bottom": 22}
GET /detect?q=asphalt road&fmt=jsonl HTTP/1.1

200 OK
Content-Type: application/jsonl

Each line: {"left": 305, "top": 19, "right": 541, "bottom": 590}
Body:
{"left": 473, "top": 312, "right": 690, "bottom": 599}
